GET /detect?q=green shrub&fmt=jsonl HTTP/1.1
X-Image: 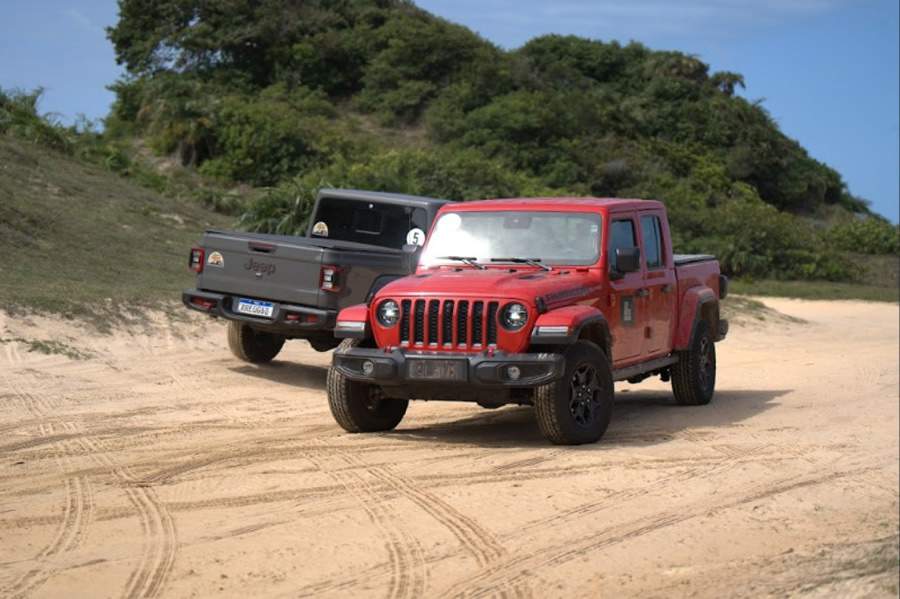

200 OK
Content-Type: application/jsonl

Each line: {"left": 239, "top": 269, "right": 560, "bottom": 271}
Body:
{"left": 236, "top": 147, "right": 557, "bottom": 234}
{"left": 356, "top": 12, "right": 500, "bottom": 123}
{"left": 673, "top": 194, "right": 853, "bottom": 281}
{"left": 826, "top": 218, "right": 900, "bottom": 255}
{"left": 0, "top": 87, "right": 73, "bottom": 152}
{"left": 197, "top": 85, "right": 338, "bottom": 186}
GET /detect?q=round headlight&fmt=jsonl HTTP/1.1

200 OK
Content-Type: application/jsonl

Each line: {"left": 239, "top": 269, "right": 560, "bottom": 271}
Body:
{"left": 377, "top": 299, "right": 400, "bottom": 327}
{"left": 501, "top": 302, "right": 528, "bottom": 330}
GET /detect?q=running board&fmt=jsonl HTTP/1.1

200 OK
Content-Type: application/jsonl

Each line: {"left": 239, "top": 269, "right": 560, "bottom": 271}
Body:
{"left": 613, "top": 355, "right": 678, "bottom": 382}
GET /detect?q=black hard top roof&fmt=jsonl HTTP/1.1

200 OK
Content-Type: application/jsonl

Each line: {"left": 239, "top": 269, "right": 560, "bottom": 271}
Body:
{"left": 318, "top": 188, "right": 452, "bottom": 209}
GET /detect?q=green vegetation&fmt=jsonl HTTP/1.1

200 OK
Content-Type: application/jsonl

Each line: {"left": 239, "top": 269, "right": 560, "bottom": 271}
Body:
{"left": 731, "top": 252, "right": 899, "bottom": 301}
{"left": 0, "top": 136, "right": 230, "bottom": 325}
{"left": 99, "top": 0, "right": 897, "bottom": 283}
{"left": 730, "top": 279, "right": 899, "bottom": 303}
{"left": 0, "top": 336, "right": 94, "bottom": 360}
{"left": 2, "top": 0, "right": 898, "bottom": 317}
{"left": 826, "top": 219, "right": 900, "bottom": 255}
{"left": 0, "top": 86, "right": 249, "bottom": 215}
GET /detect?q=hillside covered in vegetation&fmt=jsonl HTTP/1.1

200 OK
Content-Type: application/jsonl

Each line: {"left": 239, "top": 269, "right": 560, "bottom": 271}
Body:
{"left": 3, "top": 0, "right": 898, "bottom": 286}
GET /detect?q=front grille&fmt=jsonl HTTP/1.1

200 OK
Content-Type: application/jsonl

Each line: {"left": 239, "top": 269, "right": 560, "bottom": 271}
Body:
{"left": 456, "top": 301, "right": 469, "bottom": 344}
{"left": 400, "top": 299, "right": 411, "bottom": 341}
{"left": 441, "top": 300, "right": 454, "bottom": 342}
{"left": 413, "top": 300, "right": 425, "bottom": 344}
{"left": 399, "top": 298, "right": 500, "bottom": 348}
{"left": 428, "top": 300, "right": 440, "bottom": 345}
{"left": 472, "top": 302, "right": 484, "bottom": 345}
{"left": 486, "top": 302, "right": 498, "bottom": 345}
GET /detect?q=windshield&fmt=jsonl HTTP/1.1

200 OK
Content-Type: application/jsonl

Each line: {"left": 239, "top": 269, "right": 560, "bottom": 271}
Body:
{"left": 310, "top": 198, "right": 428, "bottom": 249}
{"left": 420, "top": 211, "right": 602, "bottom": 267}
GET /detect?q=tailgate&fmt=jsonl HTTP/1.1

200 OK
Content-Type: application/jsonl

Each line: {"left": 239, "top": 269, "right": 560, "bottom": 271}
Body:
{"left": 197, "top": 231, "right": 324, "bottom": 306}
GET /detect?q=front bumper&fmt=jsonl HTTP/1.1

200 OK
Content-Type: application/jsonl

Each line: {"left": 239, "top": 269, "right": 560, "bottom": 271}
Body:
{"left": 182, "top": 289, "right": 337, "bottom": 333}
{"left": 332, "top": 346, "right": 565, "bottom": 389}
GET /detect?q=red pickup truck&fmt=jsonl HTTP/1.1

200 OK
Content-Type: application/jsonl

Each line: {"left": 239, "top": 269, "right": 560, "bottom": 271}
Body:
{"left": 327, "top": 198, "right": 728, "bottom": 445}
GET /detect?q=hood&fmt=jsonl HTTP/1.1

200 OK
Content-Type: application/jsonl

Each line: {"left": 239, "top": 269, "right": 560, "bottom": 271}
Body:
{"left": 376, "top": 267, "right": 601, "bottom": 304}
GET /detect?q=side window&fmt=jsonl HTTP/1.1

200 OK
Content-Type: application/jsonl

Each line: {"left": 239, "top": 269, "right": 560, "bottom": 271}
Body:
{"left": 608, "top": 219, "right": 637, "bottom": 271}
{"left": 640, "top": 215, "right": 663, "bottom": 269}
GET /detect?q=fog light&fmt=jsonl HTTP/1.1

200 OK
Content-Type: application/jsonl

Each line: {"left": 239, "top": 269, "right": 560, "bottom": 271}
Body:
{"left": 362, "top": 360, "right": 375, "bottom": 375}
{"left": 507, "top": 365, "right": 521, "bottom": 381}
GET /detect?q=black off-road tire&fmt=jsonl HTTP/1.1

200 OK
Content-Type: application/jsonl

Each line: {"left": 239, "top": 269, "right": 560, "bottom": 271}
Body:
{"left": 307, "top": 336, "right": 341, "bottom": 352}
{"left": 226, "top": 321, "right": 285, "bottom": 364}
{"left": 327, "top": 340, "right": 408, "bottom": 433}
{"left": 532, "top": 341, "right": 614, "bottom": 445}
{"left": 671, "top": 319, "right": 716, "bottom": 406}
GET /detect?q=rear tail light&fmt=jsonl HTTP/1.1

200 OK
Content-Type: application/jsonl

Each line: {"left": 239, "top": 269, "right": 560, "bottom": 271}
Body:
{"left": 189, "top": 297, "right": 216, "bottom": 310}
{"left": 189, "top": 247, "right": 205, "bottom": 273}
{"left": 320, "top": 265, "right": 341, "bottom": 292}
{"left": 285, "top": 313, "right": 318, "bottom": 323}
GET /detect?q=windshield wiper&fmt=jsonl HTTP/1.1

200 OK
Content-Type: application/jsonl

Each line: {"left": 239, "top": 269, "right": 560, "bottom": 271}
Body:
{"left": 438, "top": 256, "right": 487, "bottom": 270}
{"left": 490, "top": 257, "right": 552, "bottom": 271}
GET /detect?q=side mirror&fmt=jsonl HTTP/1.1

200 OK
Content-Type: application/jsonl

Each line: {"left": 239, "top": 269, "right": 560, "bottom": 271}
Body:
{"left": 611, "top": 247, "right": 640, "bottom": 278}
{"left": 402, "top": 243, "right": 423, "bottom": 271}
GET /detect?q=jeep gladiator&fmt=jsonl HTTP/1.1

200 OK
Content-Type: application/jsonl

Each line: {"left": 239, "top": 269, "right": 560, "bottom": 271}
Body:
{"left": 183, "top": 189, "right": 451, "bottom": 363}
{"left": 327, "top": 197, "right": 728, "bottom": 445}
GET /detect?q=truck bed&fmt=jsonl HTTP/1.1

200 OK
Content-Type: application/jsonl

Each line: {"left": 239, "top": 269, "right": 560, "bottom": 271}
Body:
{"left": 674, "top": 258, "right": 722, "bottom": 304}
{"left": 196, "top": 229, "right": 414, "bottom": 310}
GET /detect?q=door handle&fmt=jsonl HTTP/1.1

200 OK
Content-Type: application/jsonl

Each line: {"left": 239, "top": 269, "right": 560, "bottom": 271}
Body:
{"left": 661, "top": 284, "right": 674, "bottom": 294}
{"left": 636, "top": 288, "right": 650, "bottom": 298}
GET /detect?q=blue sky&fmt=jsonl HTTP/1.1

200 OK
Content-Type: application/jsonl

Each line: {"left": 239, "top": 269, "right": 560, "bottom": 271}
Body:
{"left": 1, "top": 1, "right": 897, "bottom": 221}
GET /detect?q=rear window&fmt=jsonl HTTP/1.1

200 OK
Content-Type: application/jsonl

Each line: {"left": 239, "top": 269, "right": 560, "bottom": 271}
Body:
{"left": 310, "top": 198, "right": 428, "bottom": 249}
{"left": 640, "top": 215, "right": 663, "bottom": 269}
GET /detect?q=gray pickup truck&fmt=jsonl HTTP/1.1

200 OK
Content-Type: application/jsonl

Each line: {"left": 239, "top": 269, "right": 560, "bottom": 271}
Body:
{"left": 183, "top": 189, "right": 451, "bottom": 363}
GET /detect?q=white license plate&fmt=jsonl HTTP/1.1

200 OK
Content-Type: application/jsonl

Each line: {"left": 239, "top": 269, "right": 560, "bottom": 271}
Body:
{"left": 236, "top": 298, "right": 275, "bottom": 318}
{"left": 407, "top": 359, "right": 467, "bottom": 382}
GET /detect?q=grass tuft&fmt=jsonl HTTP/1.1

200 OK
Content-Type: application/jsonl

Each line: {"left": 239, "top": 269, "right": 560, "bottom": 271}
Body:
{"left": 0, "top": 336, "right": 94, "bottom": 360}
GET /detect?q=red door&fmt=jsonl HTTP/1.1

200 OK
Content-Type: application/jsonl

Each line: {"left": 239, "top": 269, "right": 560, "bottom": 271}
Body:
{"left": 638, "top": 211, "right": 677, "bottom": 357}
{"left": 605, "top": 213, "right": 645, "bottom": 366}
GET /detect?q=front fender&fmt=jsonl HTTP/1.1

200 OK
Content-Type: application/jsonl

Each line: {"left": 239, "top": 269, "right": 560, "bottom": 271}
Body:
{"left": 673, "top": 287, "right": 716, "bottom": 350}
{"left": 530, "top": 305, "right": 608, "bottom": 345}
{"left": 334, "top": 303, "right": 370, "bottom": 339}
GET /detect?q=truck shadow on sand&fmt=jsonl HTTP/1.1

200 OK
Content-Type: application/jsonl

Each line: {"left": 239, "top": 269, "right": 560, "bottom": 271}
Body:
{"left": 387, "top": 388, "right": 792, "bottom": 449}
{"left": 228, "top": 360, "right": 328, "bottom": 391}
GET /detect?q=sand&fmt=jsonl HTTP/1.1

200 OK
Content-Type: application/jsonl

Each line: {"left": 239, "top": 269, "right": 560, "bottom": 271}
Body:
{"left": 0, "top": 297, "right": 897, "bottom": 598}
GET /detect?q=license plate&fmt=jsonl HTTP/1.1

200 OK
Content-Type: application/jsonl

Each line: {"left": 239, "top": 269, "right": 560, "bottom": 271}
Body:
{"left": 407, "top": 359, "right": 467, "bottom": 382}
{"left": 236, "top": 298, "right": 275, "bottom": 318}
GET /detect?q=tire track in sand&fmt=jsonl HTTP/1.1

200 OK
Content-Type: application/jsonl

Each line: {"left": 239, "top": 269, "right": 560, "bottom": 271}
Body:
{"left": 1, "top": 435, "right": 94, "bottom": 597}
{"left": 438, "top": 465, "right": 881, "bottom": 598}
{"left": 301, "top": 448, "right": 427, "bottom": 599}
{"left": 0, "top": 448, "right": 810, "bottom": 531}
{"left": 1, "top": 377, "right": 95, "bottom": 599}
{"left": 73, "top": 433, "right": 177, "bottom": 599}
{"left": 326, "top": 447, "right": 534, "bottom": 599}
